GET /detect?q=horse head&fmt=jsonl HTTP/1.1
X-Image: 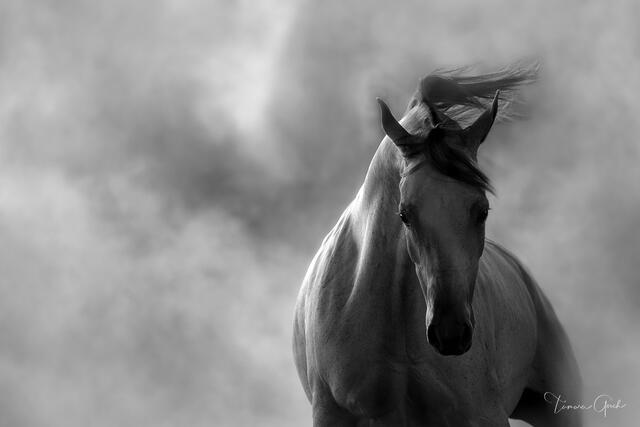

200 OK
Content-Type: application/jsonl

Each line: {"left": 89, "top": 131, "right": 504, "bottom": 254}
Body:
{"left": 377, "top": 83, "right": 499, "bottom": 356}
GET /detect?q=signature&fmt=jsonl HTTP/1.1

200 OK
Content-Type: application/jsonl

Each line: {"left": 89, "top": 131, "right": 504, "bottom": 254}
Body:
{"left": 544, "top": 392, "right": 627, "bottom": 417}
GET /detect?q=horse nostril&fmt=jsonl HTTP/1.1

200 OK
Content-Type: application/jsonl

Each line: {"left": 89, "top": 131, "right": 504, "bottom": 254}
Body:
{"left": 461, "top": 323, "right": 473, "bottom": 348}
{"left": 428, "top": 321, "right": 472, "bottom": 355}
{"left": 427, "top": 324, "right": 440, "bottom": 348}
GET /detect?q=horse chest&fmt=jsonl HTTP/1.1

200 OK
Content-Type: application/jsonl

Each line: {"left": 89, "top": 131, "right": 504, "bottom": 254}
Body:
{"left": 313, "top": 314, "right": 407, "bottom": 417}
{"left": 323, "top": 351, "right": 483, "bottom": 422}
{"left": 317, "top": 322, "right": 459, "bottom": 419}
{"left": 315, "top": 298, "right": 503, "bottom": 420}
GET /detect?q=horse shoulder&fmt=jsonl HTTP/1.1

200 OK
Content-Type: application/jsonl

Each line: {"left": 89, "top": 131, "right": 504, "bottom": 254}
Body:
{"left": 487, "top": 242, "right": 578, "bottom": 382}
{"left": 293, "top": 206, "right": 363, "bottom": 393}
{"left": 475, "top": 243, "right": 540, "bottom": 407}
{"left": 509, "top": 256, "right": 582, "bottom": 399}
{"left": 295, "top": 204, "right": 407, "bottom": 418}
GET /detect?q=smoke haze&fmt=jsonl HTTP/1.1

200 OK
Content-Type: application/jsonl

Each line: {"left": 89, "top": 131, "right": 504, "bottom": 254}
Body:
{"left": 0, "top": 1, "right": 638, "bottom": 426}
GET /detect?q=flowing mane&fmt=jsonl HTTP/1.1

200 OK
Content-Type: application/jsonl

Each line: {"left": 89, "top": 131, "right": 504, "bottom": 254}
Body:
{"left": 399, "top": 61, "right": 540, "bottom": 194}
{"left": 408, "top": 60, "right": 540, "bottom": 126}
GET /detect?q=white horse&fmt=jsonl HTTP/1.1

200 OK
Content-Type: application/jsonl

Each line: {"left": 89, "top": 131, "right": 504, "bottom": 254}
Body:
{"left": 293, "top": 65, "right": 582, "bottom": 426}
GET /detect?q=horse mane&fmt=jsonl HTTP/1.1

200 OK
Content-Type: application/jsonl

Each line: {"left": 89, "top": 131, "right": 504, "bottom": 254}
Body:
{"left": 402, "top": 60, "right": 539, "bottom": 194}
{"left": 413, "top": 60, "right": 540, "bottom": 125}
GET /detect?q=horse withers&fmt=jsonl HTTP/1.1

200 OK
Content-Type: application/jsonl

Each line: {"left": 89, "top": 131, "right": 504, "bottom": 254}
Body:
{"left": 292, "top": 65, "right": 582, "bottom": 426}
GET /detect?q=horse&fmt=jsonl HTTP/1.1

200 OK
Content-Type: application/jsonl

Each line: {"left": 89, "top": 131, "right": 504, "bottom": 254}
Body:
{"left": 292, "top": 64, "right": 582, "bottom": 426}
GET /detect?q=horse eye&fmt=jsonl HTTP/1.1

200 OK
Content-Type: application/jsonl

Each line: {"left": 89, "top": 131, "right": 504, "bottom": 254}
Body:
{"left": 399, "top": 210, "right": 410, "bottom": 225}
{"left": 477, "top": 208, "right": 489, "bottom": 224}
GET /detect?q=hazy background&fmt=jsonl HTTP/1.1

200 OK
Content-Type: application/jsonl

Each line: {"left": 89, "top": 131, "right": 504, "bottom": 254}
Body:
{"left": 0, "top": 1, "right": 637, "bottom": 426}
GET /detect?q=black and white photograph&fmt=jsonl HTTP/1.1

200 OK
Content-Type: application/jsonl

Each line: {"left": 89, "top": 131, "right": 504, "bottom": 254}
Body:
{"left": 0, "top": 1, "right": 637, "bottom": 426}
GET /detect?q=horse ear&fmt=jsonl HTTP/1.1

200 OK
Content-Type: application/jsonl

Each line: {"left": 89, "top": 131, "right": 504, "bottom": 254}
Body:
{"left": 377, "top": 98, "right": 423, "bottom": 157}
{"left": 377, "top": 98, "right": 411, "bottom": 142}
{"left": 464, "top": 90, "right": 500, "bottom": 152}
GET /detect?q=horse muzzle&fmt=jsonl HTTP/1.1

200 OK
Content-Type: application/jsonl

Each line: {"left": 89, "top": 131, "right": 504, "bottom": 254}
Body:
{"left": 427, "top": 314, "right": 474, "bottom": 356}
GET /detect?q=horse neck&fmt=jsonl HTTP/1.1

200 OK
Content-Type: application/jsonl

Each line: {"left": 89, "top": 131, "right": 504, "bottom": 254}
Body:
{"left": 353, "top": 139, "right": 402, "bottom": 232}
{"left": 350, "top": 139, "right": 410, "bottom": 277}
{"left": 343, "top": 139, "right": 419, "bottom": 350}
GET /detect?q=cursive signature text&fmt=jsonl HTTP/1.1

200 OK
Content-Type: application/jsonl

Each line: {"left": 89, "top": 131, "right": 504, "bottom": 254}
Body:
{"left": 544, "top": 392, "right": 626, "bottom": 417}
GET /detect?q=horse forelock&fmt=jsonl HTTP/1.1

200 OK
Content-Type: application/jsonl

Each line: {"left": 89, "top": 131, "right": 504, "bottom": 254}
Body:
{"left": 397, "top": 103, "right": 493, "bottom": 194}
{"left": 400, "top": 102, "right": 461, "bottom": 135}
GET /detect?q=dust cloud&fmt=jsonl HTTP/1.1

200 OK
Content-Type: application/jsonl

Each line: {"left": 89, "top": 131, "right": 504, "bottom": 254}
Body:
{"left": 0, "top": 1, "right": 637, "bottom": 426}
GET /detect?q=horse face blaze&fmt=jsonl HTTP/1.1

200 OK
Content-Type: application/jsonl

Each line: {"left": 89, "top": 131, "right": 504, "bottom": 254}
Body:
{"left": 399, "top": 167, "right": 487, "bottom": 356}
